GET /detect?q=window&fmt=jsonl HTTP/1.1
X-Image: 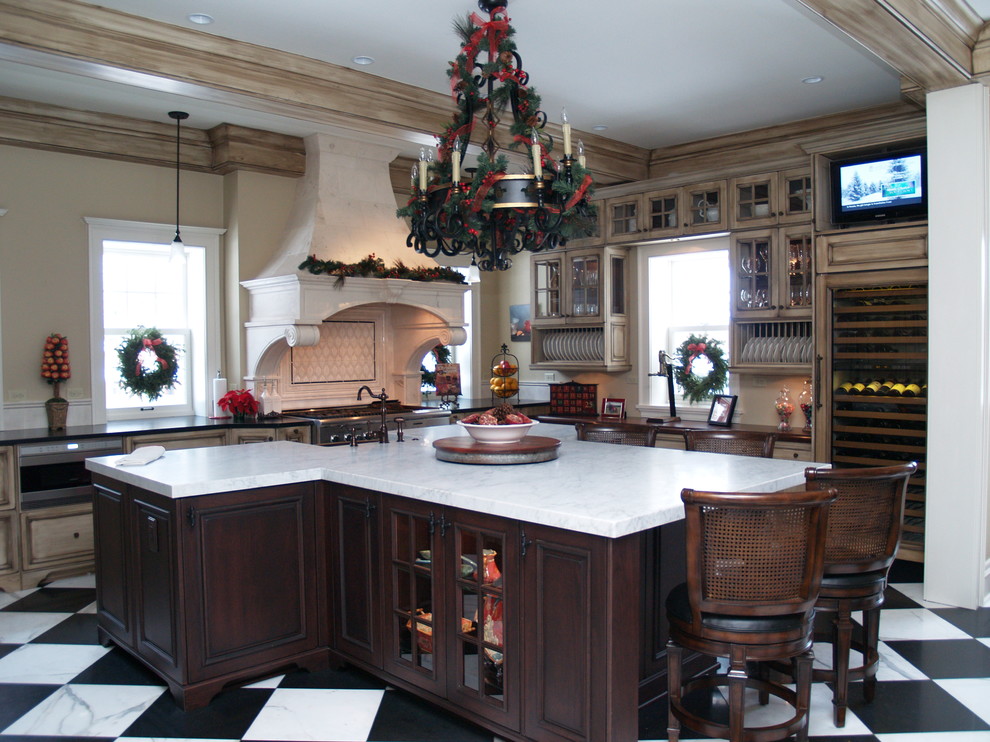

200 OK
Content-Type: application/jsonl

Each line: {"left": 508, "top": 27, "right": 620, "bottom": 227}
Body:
{"left": 637, "top": 235, "right": 730, "bottom": 418}
{"left": 87, "top": 219, "right": 222, "bottom": 422}
{"left": 420, "top": 265, "right": 477, "bottom": 399}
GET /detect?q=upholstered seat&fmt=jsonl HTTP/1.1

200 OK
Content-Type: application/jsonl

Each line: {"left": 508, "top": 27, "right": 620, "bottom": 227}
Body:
{"left": 683, "top": 429, "right": 776, "bottom": 458}
{"left": 665, "top": 487, "right": 835, "bottom": 742}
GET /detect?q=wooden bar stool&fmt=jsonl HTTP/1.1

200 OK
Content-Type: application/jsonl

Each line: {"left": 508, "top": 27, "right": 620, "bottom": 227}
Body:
{"left": 576, "top": 422, "right": 657, "bottom": 447}
{"left": 665, "top": 487, "right": 835, "bottom": 742}
{"left": 803, "top": 462, "right": 917, "bottom": 727}
{"left": 684, "top": 429, "right": 776, "bottom": 458}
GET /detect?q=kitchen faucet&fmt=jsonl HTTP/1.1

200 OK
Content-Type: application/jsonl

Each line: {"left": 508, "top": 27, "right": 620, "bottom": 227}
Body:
{"left": 357, "top": 386, "right": 389, "bottom": 443}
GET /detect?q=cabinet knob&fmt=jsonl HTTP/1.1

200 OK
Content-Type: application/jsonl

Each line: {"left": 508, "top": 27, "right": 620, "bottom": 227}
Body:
{"left": 73, "top": 532, "right": 80, "bottom": 539}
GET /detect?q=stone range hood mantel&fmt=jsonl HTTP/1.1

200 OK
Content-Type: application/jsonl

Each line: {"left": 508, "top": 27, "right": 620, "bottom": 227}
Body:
{"left": 241, "top": 274, "right": 468, "bottom": 407}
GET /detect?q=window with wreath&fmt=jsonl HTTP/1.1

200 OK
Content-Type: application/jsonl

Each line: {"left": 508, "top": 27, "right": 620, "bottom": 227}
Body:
{"left": 638, "top": 235, "right": 730, "bottom": 418}
{"left": 87, "top": 218, "right": 222, "bottom": 422}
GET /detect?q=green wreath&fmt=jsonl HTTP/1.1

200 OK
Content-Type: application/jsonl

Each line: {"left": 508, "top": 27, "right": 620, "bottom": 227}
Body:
{"left": 116, "top": 327, "right": 180, "bottom": 401}
{"left": 674, "top": 334, "right": 728, "bottom": 404}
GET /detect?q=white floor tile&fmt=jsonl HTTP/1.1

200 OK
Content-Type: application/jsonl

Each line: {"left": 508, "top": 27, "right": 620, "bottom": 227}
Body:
{"left": 935, "top": 678, "right": 990, "bottom": 726}
{"left": 44, "top": 573, "right": 96, "bottom": 589}
{"left": 120, "top": 738, "right": 236, "bottom": 742}
{"left": 812, "top": 638, "right": 928, "bottom": 680}
{"left": 877, "top": 608, "right": 972, "bottom": 641}
{"left": 2, "top": 683, "right": 164, "bottom": 736}
{"left": 981, "top": 638, "right": 990, "bottom": 650}
{"left": 0, "top": 611, "right": 73, "bottom": 643}
{"left": 244, "top": 674, "right": 285, "bottom": 689}
{"left": 877, "top": 733, "right": 990, "bottom": 741}
{"left": 78, "top": 601, "right": 98, "bottom": 614}
{"left": 241, "top": 688, "right": 384, "bottom": 742}
{"left": 889, "top": 582, "right": 960, "bottom": 609}
{"left": 0, "top": 588, "right": 37, "bottom": 610}
{"left": 0, "top": 643, "right": 112, "bottom": 684}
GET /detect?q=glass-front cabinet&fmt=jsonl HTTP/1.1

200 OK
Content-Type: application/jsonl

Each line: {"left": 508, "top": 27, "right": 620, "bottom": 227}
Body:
{"left": 531, "top": 245, "right": 630, "bottom": 371}
{"left": 729, "top": 168, "right": 812, "bottom": 229}
{"left": 731, "top": 225, "right": 813, "bottom": 319}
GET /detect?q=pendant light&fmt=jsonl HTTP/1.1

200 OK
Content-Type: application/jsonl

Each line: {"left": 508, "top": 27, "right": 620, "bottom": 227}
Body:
{"left": 168, "top": 110, "right": 189, "bottom": 262}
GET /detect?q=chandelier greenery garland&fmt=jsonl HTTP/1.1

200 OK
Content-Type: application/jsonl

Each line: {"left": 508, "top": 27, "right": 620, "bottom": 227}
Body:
{"left": 674, "top": 334, "right": 728, "bottom": 404}
{"left": 116, "top": 327, "right": 180, "bottom": 402}
{"left": 397, "top": 1, "right": 596, "bottom": 271}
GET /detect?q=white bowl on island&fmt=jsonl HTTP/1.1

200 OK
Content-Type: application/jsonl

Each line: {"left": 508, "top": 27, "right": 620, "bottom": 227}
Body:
{"left": 456, "top": 420, "right": 539, "bottom": 444}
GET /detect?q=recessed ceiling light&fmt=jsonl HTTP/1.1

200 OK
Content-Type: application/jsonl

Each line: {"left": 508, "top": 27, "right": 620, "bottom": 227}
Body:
{"left": 187, "top": 13, "right": 214, "bottom": 25}
{"left": 802, "top": 75, "right": 824, "bottom": 84}
{"left": 353, "top": 56, "right": 375, "bottom": 66}
{"left": 592, "top": 124, "right": 608, "bottom": 132}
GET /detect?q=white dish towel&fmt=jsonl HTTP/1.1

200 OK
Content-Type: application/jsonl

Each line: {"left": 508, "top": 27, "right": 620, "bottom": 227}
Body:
{"left": 115, "top": 445, "right": 166, "bottom": 466}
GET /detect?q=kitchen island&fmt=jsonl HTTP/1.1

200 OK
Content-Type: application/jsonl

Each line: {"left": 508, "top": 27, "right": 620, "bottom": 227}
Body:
{"left": 87, "top": 423, "right": 816, "bottom": 742}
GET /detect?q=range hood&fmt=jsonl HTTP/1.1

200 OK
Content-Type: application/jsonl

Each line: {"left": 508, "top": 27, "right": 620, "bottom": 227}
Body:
{"left": 242, "top": 132, "right": 468, "bottom": 409}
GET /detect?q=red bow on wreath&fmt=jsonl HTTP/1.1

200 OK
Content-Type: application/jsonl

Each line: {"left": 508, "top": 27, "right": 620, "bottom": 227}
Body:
{"left": 684, "top": 342, "right": 707, "bottom": 375}
{"left": 136, "top": 337, "right": 168, "bottom": 375}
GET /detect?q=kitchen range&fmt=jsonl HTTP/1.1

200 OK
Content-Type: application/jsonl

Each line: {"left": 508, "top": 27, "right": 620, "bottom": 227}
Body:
{"left": 285, "top": 398, "right": 451, "bottom": 445}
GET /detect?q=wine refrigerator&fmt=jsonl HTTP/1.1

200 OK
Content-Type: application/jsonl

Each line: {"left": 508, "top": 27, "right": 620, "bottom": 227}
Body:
{"left": 815, "top": 267, "right": 928, "bottom": 562}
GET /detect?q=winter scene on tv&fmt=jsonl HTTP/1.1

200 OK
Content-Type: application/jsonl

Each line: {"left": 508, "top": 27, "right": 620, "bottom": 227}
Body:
{"left": 840, "top": 156, "right": 923, "bottom": 210}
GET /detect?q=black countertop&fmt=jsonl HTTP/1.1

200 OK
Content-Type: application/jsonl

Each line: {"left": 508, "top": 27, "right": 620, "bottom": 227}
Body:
{"left": 0, "top": 415, "right": 312, "bottom": 446}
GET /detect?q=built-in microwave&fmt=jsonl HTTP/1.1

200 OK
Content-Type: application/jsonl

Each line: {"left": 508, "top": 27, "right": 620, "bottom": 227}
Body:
{"left": 18, "top": 437, "right": 124, "bottom": 509}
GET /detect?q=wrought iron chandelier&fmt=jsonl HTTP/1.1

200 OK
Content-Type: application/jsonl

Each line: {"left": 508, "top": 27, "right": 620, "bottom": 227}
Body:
{"left": 398, "top": 0, "right": 597, "bottom": 271}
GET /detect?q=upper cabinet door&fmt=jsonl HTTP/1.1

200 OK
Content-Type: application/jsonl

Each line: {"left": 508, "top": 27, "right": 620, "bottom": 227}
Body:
{"left": 777, "top": 168, "right": 813, "bottom": 224}
{"left": 532, "top": 254, "right": 564, "bottom": 322}
{"left": 682, "top": 180, "right": 727, "bottom": 233}
{"left": 730, "top": 169, "right": 812, "bottom": 229}
{"left": 605, "top": 194, "right": 645, "bottom": 243}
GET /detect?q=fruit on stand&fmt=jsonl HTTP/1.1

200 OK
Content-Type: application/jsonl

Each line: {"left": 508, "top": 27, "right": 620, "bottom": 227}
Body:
{"left": 41, "top": 332, "right": 71, "bottom": 430}
{"left": 489, "top": 375, "right": 519, "bottom": 397}
{"left": 491, "top": 360, "right": 518, "bottom": 376}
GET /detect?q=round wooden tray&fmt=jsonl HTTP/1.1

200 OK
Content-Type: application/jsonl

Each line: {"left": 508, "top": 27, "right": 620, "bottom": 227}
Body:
{"left": 433, "top": 436, "right": 561, "bottom": 465}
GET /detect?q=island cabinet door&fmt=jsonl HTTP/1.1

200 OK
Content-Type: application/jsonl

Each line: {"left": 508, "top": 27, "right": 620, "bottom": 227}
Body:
{"left": 328, "top": 484, "right": 382, "bottom": 668}
{"left": 177, "top": 483, "right": 321, "bottom": 683}
{"left": 380, "top": 495, "right": 447, "bottom": 695}
{"left": 520, "top": 524, "right": 640, "bottom": 742}
{"left": 443, "top": 507, "right": 521, "bottom": 732}
{"left": 93, "top": 479, "right": 131, "bottom": 643}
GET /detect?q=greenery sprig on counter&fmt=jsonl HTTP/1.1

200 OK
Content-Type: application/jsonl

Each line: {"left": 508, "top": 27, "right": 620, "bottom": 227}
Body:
{"left": 298, "top": 254, "right": 466, "bottom": 285}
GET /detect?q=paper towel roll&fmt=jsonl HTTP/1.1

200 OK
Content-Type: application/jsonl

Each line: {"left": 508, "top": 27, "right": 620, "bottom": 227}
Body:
{"left": 211, "top": 377, "right": 229, "bottom": 418}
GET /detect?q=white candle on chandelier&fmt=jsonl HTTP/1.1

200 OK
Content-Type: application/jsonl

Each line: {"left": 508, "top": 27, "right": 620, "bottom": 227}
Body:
{"left": 577, "top": 139, "right": 586, "bottom": 169}
{"left": 418, "top": 147, "right": 428, "bottom": 191}
{"left": 411, "top": 163, "right": 419, "bottom": 191}
{"left": 561, "top": 107, "right": 572, "bottom": 157}
{"left": 531, "top": 128, "right": 543, "bottom": 179}
{"left": 452, "top": 137, "right": 461, "bottom": 184}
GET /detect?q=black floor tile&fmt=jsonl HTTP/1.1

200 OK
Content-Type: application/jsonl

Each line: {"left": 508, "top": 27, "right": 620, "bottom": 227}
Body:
{"left": 0, "top": 684, "right": 61, "bottom": 731}
{"left": 931, "top": 606, "right": 990, "bottom": 637}
{"left": 0, "top": 736, "right": 114, "bottom": 742}
{"left": 1, "top": 588, "right": 96, "bottom": 614}
{"left": 30, "top": 613, "right": 100, "bottom": 644}
{"left": 0, "top": 643, "right": 20, "bottom": 660}
{"left": 277, "top": 664, "right": 388, "bottom": 690}
{"left": 849, "top": 679, "right": 990, "bottom": 733}
{"left": 368, "top": 688, "right": 494, "bottom": 741}
{"left": 808, "top": 736, "right": 878, "bottom": 742}
{"left": 70, "top": 647, "right": 169, "bottom": 686}
{"left": 887, "top": 559, "right": 924, "bottom": 583}
{"left": 884, "top": 638, "right": 990, "bottom": 678}
{"left": 880, "top": 584, "right": 923, "bottom": 609}
{"left": 122, "top": 686, "right": 273, "bottom": 739}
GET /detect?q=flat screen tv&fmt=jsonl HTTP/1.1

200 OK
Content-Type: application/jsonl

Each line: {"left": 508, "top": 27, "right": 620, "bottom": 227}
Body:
{"left": 830, "top": 148, "right": 927, "bottom": 225}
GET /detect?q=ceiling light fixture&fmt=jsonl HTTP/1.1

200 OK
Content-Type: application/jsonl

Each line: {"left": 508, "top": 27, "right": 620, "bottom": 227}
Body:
{"left": 168, "top": 111, "right": 189, "bottom": 263}
{"left": 802, "top": 75, "right": 824, "bottom": 84}
{"left": 398, "top": 0, "right": 596, "bottom": 271}
{"left": 592, "top": 125, "right": 608, "bottom": 132}
{"left": 352, "top": 55, "right": 375, "bottom": 66}
{"left": 187, "top": 13, "right": 214, "bottom": 25}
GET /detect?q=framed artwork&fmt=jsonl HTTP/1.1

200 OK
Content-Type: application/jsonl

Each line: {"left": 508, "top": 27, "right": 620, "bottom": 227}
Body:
{"left": 509, "top": 304, "right": 531, "bottom": 341}
{"left": 707, "top": 394, "right": 737, "bottom": 426}
{"left": 601, "top": 398, "right": 625, "bottom": 419}
{"left": 435, "top": 363, "right": 461, "bottom": 396}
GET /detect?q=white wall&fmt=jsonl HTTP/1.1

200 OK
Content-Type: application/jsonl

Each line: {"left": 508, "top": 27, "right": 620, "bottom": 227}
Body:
{"left": 925, "top": 83, "right": 990, "bottom": 608}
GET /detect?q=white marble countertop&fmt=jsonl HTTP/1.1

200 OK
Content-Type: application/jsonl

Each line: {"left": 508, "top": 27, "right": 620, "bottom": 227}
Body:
{"left": 86, "top": 423, "right": 819, "bottom": 538}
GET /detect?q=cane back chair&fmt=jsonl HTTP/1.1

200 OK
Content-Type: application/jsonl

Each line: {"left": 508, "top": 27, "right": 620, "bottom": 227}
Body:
{"left": 684, "top": 429, "right": 777, "bottom": 458}
{"left": 576, "top": 422, "right": 657, "bottom": 447}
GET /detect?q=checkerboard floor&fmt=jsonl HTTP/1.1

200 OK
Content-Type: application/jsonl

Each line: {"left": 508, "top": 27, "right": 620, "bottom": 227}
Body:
{"left": 1, "top": 563, "right": 988, "bottom": 742}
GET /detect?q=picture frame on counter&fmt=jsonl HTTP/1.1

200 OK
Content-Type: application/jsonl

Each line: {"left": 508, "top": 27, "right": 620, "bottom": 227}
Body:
{"left": 708, "top": 394, "right": 737, "bottom": 426}
{"left": 601, "top": 398, "right": 625, "bottom": 419}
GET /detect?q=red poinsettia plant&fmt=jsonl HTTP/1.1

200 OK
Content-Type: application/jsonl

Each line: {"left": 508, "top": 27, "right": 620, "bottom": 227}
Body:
{"left": 41, "top": 332, "right": 71, "bottom": 401}
{"left": 217, "top": 389, "right": 259, "bottom": 416}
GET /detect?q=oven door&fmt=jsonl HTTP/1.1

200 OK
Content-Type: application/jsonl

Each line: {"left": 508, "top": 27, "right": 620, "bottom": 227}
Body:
{"left": 18, "top": 438, "right": 124, "bottom": 509}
